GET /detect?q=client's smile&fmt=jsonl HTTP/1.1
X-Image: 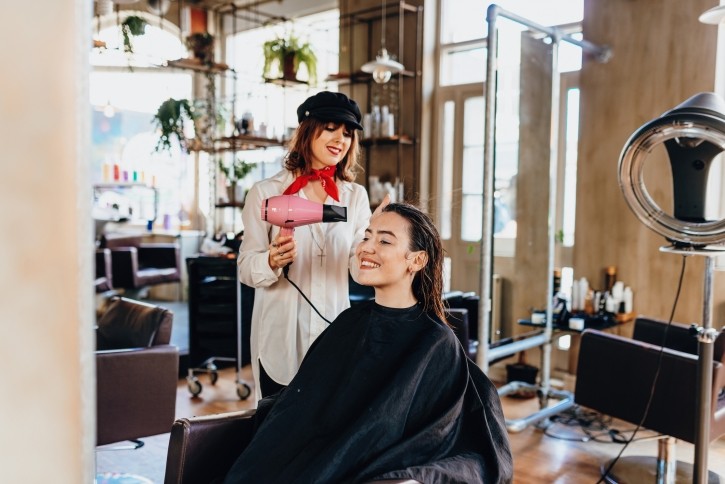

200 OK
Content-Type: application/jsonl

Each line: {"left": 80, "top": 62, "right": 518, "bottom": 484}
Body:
{"left": 360, "top": 259, "right": 380, "bottom": 269}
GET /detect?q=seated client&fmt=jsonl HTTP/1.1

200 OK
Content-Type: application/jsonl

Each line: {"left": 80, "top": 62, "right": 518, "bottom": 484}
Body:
{"left": 223, "top": 202, "right": 513, "bottom": 483}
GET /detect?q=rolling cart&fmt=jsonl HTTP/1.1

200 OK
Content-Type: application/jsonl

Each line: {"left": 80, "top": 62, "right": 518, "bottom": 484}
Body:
{"left": 186, "top": 256, "right": 252, "bottom": 400}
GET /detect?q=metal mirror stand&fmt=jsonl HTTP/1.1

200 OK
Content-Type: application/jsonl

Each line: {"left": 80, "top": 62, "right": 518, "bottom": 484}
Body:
{"left": 478, "top": 4, "right": 611, "bottom": 432}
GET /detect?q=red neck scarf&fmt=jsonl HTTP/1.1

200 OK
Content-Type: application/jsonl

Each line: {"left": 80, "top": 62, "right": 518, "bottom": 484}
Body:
{"left": 283, "top": 165, "right": 340, "bottom": 201}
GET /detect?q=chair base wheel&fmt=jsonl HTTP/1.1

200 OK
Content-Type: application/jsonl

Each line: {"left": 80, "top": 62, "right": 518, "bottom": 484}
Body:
{"left": 601, "top": 456, "right": 724, "bottom": 484}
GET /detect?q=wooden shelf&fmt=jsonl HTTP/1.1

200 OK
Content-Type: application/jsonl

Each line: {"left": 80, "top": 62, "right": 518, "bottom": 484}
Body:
{"left": 215, "top": 202, "right": 244, "bottom": 209}
{"left": 189, "top": 134, "right": 285, "bottom": 153}
{"left": 166, "top": 58, "right": 232, "bottom": 74}
{"left": 325, "top": 70, "right": 415, "bottom": 85}
{"left": 263, "top": 77, "right": 309, "bottom": 88}
{"left": 360, "top": 135, "right": 414, "bottom": 146}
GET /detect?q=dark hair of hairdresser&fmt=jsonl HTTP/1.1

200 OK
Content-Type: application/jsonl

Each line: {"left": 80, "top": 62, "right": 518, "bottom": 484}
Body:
{"left": 382, "top": 202, "right": 447, "bottom": 324}
{"left": 284, "top": 118, "right": 361, "bottom": 182}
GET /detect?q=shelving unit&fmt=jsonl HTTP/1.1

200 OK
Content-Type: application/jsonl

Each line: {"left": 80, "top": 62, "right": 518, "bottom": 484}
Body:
{"left": 164, "top": 51, "right": 290, "bottom": 235}
{"left": 186, "top": 256, "right": 253, "bottom": 400}
{"left": 334, "top": 1, "right": 423, "bottom": 202}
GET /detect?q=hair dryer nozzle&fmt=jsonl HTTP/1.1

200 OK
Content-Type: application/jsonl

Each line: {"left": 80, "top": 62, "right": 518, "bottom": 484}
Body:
{"left": 322, "top": 205, "right": 347, "bottom": 223}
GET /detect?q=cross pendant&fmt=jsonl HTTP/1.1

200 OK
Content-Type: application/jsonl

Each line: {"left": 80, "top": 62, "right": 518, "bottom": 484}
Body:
{"left": 317, "top": 251, "right": 326, "bottom": 266}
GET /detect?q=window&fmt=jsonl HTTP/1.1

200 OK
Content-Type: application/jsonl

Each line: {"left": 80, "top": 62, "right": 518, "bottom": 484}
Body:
{"left": 437, "top": 1, "right": 584, "bottom": 245}
{"left": 90, "top": 17, "right": 194, "bottom": 232}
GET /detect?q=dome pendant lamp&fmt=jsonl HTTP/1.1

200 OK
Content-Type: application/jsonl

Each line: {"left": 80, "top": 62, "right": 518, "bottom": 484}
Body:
{"left": 361, "top": 0, "right": 404, "bottom": 84}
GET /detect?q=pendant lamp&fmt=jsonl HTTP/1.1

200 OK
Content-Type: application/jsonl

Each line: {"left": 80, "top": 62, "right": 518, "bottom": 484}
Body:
{"left": 361, "top": 0, "right": 404, "bottom": 84}
{"left": 699, "top": 4, "right": 725, "bottom": 24}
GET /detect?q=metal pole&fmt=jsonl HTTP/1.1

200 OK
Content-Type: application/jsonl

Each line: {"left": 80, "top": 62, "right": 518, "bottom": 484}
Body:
{"left": 541, "top": 35, "right": 561, "bottom": 398}
{"left": 694, "top": 255, "right": 715, "bottom": 483}
{"left": 478, "top": 4, "right": 499, "bottom": 371}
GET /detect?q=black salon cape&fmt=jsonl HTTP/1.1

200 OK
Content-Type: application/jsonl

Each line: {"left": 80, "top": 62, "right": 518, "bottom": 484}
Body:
{"left": 223, "top": 301, "right": 513, "bottom": 484}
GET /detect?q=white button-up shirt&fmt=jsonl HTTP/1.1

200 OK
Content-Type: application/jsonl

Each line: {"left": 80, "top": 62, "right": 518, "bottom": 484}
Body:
{"left": 238, "top": 169, "right": 371, "bottom": 401}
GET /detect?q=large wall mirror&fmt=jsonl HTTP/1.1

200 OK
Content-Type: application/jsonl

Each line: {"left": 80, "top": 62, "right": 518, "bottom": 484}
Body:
{"left": 477, "top": 5, "right": 609, "bottom": 373}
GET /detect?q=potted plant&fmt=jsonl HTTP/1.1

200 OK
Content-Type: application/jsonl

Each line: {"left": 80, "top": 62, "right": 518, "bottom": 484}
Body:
{"left": 218, "top": 157, "right": 256, "bottom": 204}
{"left": 152, "top": 98, "right": 196, "bottom": 153}
{"left": 120, "top": 15, "right": 148, "bottom": 54}
{"left": 185, "top": 32, "right": 215, "bottom": 65}
{"left": 263, "top": 34, "right": 317, "bottom": 85}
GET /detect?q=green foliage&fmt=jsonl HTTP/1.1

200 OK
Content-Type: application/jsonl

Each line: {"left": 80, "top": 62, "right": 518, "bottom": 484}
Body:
{"left": 152, "top": 98, "right": 196, "bottom": 153}
{"left": 185, "top": 32, "right": 215, "bottom": 64}
{"left": 263, "top": 34, "right": 318, "bottom": 85}
{"left": 121, "top": 15, "right": 148, "bottom": 54}
{"left": 218, "top": 158, "right": 256, "bottom": 184}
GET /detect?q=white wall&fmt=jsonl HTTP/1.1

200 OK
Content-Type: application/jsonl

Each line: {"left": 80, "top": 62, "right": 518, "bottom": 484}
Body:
{"left": 0, "top": 0, "right": 94, "bottom": 482}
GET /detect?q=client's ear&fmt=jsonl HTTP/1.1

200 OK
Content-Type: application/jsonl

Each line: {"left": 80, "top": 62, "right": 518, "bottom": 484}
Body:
{"left": 409, "top": 251, "right": 428, "bottom": 273}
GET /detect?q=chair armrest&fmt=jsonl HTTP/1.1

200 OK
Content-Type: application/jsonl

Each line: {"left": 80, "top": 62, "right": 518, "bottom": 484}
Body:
{"left": 164, "top": 410, "right": 257, "bottom": 484}
{"left": 138, "top": 244, "right": 180, "bottom": 269}
{"left": 96, "top": 345, "right": 179, "bottom": 445}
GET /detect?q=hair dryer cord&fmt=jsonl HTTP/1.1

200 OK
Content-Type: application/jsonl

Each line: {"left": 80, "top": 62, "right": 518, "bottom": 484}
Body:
{"left": 283, "top": 266, "right": 332, "bottom": 325}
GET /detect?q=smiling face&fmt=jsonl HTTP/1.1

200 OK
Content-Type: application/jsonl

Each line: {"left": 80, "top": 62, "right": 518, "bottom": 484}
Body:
{"left": 309, "top": 122, "right": 353, "bottom": 170}
{"left": 356, "top": 211, "right": 426, "bottom": 308}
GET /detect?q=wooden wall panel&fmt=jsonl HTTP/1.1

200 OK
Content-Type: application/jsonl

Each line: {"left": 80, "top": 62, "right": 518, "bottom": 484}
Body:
{"left": 576, "top": 0, "right": 722, "bottom": 324}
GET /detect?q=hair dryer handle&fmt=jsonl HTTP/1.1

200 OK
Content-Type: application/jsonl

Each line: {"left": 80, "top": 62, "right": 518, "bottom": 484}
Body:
{"left": 279, "top": 227, "right": 295, "bottom": 237}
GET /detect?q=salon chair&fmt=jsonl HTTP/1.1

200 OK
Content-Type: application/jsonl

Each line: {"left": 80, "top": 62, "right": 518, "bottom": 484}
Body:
{"left": 575, "top": 316, "right": 725, "bottom": 482}
{"left": 96, "top": 296, "right": 179, "bottom": 446}
{"left": 95, "top": 248, "right": 113, "bottom": 293}
{"left": 100, "top": 233, "right": 181, "bottom": 293}
{"left": 164, "top": 410, "right": 421, "bottom": 484}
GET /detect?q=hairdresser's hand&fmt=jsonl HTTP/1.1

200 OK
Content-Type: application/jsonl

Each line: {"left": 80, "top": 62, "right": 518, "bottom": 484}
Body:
{"left": 371, "top": 193, "right": 391, "bottom": 219}
{"left": 269, "top": 235, "right": 297, "bottom": 270}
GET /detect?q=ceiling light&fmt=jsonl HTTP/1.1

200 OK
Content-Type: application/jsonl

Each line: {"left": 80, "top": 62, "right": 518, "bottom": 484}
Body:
{"left": 360, "top": 0, "right": 405, "bottom": 84}
{"left": 699, "top": 5, "right": 725, "bottom": 24}
{"left": 362, "top": 48, "right": 404, "bottom": 84}
{"left": 103, "top": 100, "right": 116, "bottom": 118}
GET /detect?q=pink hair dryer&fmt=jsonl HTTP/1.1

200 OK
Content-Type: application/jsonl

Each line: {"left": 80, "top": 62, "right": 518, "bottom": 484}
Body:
{"left": 261, "top": 195, "right": 347, "bottom": 236}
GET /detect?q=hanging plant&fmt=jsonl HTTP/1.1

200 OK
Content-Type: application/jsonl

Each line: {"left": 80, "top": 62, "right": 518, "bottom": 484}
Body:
{"left": 152, "top": 98, "right": 196, "bottom": 153}
{"left": 120, "top": 15, "right": 148, "bottom": 54}
{"left": 263, "top": 33, "right": 318, "bottom": 85}
{"left": 185, "top": 32, "right": 215, "bottom": 65}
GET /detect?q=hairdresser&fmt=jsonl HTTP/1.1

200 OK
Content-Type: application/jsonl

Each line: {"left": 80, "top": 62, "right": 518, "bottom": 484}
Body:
{"left": 238, "top": 91, "right": 372, "bottom": 401}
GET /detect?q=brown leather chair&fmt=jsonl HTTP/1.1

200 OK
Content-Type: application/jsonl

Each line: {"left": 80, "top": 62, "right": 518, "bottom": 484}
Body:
{"left": 575, "top": 316, "right": 725, "bottom": 482}
{"left": 95, "top": 248, "right": 113, "bottom": 293}
{"left": 164, "top": 410, "right": 420, "bottom": 484}
{"left": 96, "top": 296, "right": 179, "bottom": 446}
{"left": 100, "top": 234, "right": 181, "bottom": 292}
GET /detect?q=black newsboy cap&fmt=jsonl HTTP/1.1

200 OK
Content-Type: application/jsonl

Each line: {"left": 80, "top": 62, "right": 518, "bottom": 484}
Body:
{"left": 297, "top": 91, "right": 363, "bottom": 130}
